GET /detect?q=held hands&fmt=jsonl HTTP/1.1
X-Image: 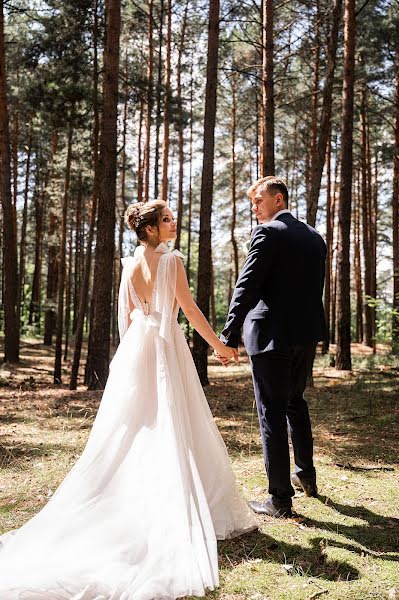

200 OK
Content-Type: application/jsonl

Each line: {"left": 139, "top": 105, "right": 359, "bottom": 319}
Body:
{"left": 214, "top": 343, "right": 239, "bottom": 367}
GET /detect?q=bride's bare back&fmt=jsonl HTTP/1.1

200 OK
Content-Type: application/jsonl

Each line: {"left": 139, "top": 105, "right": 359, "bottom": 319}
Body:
{"left": 130, "top": 251, "right": 162, "bottom": 313}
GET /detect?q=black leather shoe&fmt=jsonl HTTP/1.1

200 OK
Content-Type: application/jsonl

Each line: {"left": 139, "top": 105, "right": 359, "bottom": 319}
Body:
{"left": 291, "top": 473, "right": 318, "bottom": 497}
{"left": 249, "top": 497, "right": 292, "bottom": 518}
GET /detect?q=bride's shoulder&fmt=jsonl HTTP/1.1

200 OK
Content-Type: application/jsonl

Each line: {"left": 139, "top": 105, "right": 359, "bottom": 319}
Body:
{"left": 121, "top": 256, "right": 136, "bottom": 268}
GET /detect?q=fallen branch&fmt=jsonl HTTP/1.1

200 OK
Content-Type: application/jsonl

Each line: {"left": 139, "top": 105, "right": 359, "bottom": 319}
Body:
{"left": 307, "top": 589, "right": 329, "bottom": 600}
{"left": 335, "top": 462, "right": 394, "bottom": 472}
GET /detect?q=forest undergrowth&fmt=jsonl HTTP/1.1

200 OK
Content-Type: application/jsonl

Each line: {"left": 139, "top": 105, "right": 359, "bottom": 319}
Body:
{"left": 0, "top": 340, "right": 398, "bottom": 600}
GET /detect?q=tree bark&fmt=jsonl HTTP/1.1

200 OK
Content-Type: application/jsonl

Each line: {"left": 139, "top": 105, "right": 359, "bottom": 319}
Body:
{"left": 44, "top": 131, "right": 60, "bottom": 346}
{"left": 307, "top": 0, "right": 342, "bottom": 227}
{"left": 154, "top": 0, "right": 164, "bottom": 199}
{"left": 393, "top": 54, "right": 399, "bottom": 353}
{"left": 354, "top": 173, "right": 363, "bottom": 343}
{"left": 230, "top": 77, "right": 239, "bottom": 285}
{"left": 322, "top": 133, "right": 332, "bottom": 354}
{"left": 85, "top": 0, "right": 121, "bottom": 390}
{"left": 17, "top": 127, "right": 33, "bottom": 330}
{"left": 260, "top": 0, "right": 275, "bottom": 176}
{"left": 336, "top": 0, "right": 356, "bottom": 371}
{"left": 160, "top": 0, "right": 172, "bottom": 203}
{"left": 137, "top": 97, "right": 144, "bottom": 202}
{"left": 64, "top": 220, "right": 74, "bottom": 361}
{"left": 54, "top": 119, "right": 74, "bottom": 383}
{"left": 175, "top": 0, "right": 189, "bottom": 249}
{"left": 0, "top": 0, "right": 19, "bottom": 362}
{"left": 185, "top": 58, "right": 194, "bottom": 343}
{"left": 143, "top": 0, "right": 154, "bottom": 203}
{"left": 70, "top": 0, "right": 101, "bottom": 389}
{"left": 29, "top": 167, "right": 46, "bottom": 328}
{"left": 310, "top": 0, "right": 320, "bottom": 186}
{"left": 72, "top": 171, "right": 83, "bottom": 333}
{"left": 360, "top": 86, "right": 373, "bottom": 347}
{"left": 192, "top": 0, "right": 220, "bottom": 385}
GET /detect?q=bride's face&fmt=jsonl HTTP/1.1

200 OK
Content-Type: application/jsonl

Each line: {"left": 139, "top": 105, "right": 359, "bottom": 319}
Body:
{"left": 157, "top": 207, "right": 177, "bottom": 242}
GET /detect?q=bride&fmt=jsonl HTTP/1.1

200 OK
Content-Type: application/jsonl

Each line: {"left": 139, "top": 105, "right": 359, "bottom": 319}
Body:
{"left": 0, "top": 199, "right": 257, "bottom": 599}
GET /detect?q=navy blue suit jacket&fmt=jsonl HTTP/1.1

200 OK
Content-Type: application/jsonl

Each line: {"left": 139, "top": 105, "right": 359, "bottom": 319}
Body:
{"left": 220, "top": 213, "right": 327, "bottom": 355}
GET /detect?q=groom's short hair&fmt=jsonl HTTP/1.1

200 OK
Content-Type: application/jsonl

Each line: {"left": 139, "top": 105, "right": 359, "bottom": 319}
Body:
{"left": 247, "top": 176, "right": 289, "bottom": 207}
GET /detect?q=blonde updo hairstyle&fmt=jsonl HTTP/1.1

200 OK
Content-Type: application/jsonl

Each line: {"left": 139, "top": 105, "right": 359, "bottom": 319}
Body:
{"left": 125, "top": 200, "right": 167, "bottom": 242}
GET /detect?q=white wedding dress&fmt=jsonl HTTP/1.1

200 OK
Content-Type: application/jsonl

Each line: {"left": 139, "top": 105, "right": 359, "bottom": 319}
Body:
{"left": 0, "top": 242, "right": 257, "bottom": 600}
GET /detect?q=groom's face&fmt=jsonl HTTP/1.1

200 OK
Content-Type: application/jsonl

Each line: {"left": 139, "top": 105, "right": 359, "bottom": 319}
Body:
{"left": 251, "top": 188, "right": 285, "bottom": 223}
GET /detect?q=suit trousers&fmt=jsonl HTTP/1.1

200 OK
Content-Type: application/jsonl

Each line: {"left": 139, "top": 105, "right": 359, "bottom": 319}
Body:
{"left": 249, "top": 343, "right": 317, "bottom": 507}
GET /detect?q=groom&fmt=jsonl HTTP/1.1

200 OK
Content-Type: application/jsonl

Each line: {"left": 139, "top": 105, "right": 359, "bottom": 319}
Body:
{"left": 219, "top": 176, "right": 327, "bottom": 518}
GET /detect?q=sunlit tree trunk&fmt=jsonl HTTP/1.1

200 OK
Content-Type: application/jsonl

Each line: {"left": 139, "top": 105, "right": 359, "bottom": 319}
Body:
{"left": 393, "top": 55, "right": 399, "bottom": 353}
{"left": 84, "top": 0, "right": 121, "bottom": 390}
{"left": 230, "top": 76, "right": 239, "bottom": 285}
{"left": 143, "top": 0, "right": 154, "bottom": 203}
{"left": 54, "top": 118, "right": 74, "bottom": 383}
{"left": 70, "top": 0, "right": 100, "bottom": 388}
{"left": 361, "top": 86, "right": 373, "bottom": 347}
{"left": 17, "top": 128, "right": 33, "bottom": 330}
{"left": 175, "top": 0, "right": 189, "bottom": 249}
{"left": 336, "top": 0, "right": 356, "bottom": 370}
{"left": 260, "top": 0, "right": 274, "bottom": 176}
{"left": 154, "top": 0, "right": 164, "bottom": 198}
{"left": 307, "top": 0, "right": 342, "bottom": 227}
{"left": 0, "top": 0, "right": 19, "bottom": 361}
{"left": 160, "top": 0, "right": 171, "bottom": 203}
{"left": 192, "top": 0, "right": 220, "bottom": 385}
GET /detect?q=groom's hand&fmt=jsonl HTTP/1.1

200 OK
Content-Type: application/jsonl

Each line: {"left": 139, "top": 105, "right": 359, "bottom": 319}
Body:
{"left": 214, "top": 346, "right": 239, "bottom": 366}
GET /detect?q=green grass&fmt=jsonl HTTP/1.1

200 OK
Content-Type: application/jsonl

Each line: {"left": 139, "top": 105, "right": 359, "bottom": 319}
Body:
{"left": 0, "top": 341, "right": 398, "bottom": 599}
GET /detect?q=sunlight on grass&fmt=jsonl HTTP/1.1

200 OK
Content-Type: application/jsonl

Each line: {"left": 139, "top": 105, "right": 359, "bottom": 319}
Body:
{"left": 1, "top": 341, "right": 398, "bottom": 599}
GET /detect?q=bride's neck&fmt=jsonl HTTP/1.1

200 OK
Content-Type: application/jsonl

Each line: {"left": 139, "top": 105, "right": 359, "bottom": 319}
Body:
{"left": 142, "top": 240, "right": 161, "bottom": 251}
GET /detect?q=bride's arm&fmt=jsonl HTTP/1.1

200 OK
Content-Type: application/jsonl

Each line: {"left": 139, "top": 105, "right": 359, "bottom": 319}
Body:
{"left": 174, "top": 257, "right": 236, "bottom": 361}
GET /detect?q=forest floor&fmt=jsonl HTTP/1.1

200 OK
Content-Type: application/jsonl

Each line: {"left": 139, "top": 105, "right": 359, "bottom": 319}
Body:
{"left": 0, "top": 340, "right": 398, "bottom": 600}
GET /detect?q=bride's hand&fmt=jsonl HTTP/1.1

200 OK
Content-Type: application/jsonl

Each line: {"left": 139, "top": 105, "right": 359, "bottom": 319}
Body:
{"left": 214, "top": 343, "right": 238, "bottom": 367}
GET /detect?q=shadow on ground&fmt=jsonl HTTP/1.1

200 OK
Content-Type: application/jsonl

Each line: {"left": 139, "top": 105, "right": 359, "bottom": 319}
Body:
{"left": 217, "top": 527, "right": 360, "bottom": 582}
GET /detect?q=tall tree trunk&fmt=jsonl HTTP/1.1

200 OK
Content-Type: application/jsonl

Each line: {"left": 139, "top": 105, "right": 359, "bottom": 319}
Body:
{"left": 230, "top": 77, "right": 239, "bottom": 284}
{"left": 175, "top": 0, "right": 189, "bottom": 249}
{"left": 210, "top": 260, "right": 217, "bottom": 332}
{"left": 143, "top": 0, "right": 154, "bottom": 203}
{"left": 113, "top": 53, "right": 129, "bottom": 346}
{"left": 17, "top": 128, "right": 33, "bottom": 330}
{"left": 64, "top": 220, "right": 74, "bottom": 361}
{"left": 393, "top": 54, "right": 399, "bottom": 353}
{"left": 370, "top": 149, "right": 377, "bottom": 352}
{"left": 354, "top": 174, "right": 363, "bottom": 343}
{"left": 160, "top": 0, "right": 172, "bottom": 203}
{"left": 330, "top": 146, "right": 339, "bottom": 346}
{"left": 361, "top": 86, "right": 373, "bottom": 347}
{"left": 260, "top": 0, "right": 275, "bottom": 176}
{"left": 185, "top": 58, "right": 194, "bottom": 344}
{"left": 71, "top": 0, "right": 101, "bottom": 389}
{"left": 0, "top": 0, "right": 19, "bottom": 362}
{"left": 192, "top": 0, "right": 220, "bottom": 385}
{"left": 154, "top": 0, "right": 164, "bottom": 198}
{"left": 137, "top": 97, "right": 144, "bottom": 202}
{"left": 336, "top": 0, "right": 356, "bottom": 370}
{"left": 72, "top": 171, "right": 83, "bottom": 333}
{"left": 310, "top": 0, "right": 320, "bottom": 185}
{"left": 85, "top": 0, "right": 121, "bottom": 390}
{"left": 29, "top": 168, "right": 46, "bottom": 327}
{"left": 307, "top": 0, "right": 342, "bottom": 226}
{"left": 44, "top": 131, "right": 60, "bottom": 346}
{"left": 54, "top": 119, "right": 74, "bottom": 384}
{"left": 322, "top": 133, "right": 332, "bottom": 354}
